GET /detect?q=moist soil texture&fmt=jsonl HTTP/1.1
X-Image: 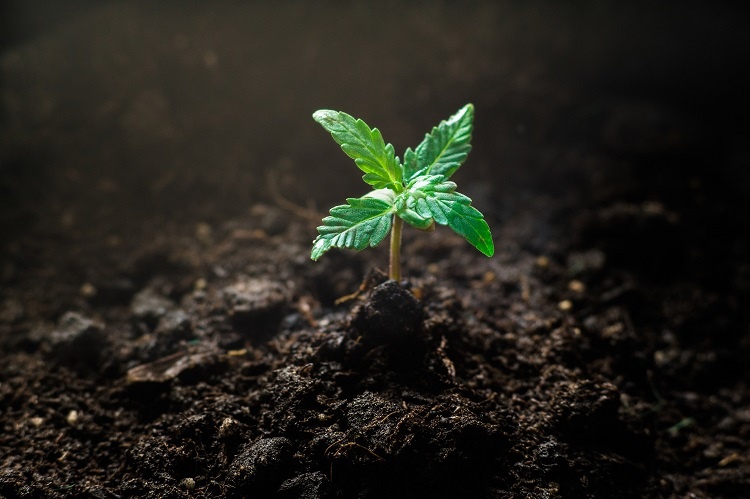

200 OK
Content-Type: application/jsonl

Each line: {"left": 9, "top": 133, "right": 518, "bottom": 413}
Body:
{"left": 1, "top": 2, "right": 749, "bottom": 498}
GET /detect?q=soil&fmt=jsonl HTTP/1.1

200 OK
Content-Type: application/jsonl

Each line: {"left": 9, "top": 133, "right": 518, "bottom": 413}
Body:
{"left": 1, "top": 2, "right": 749, "bottom": 498}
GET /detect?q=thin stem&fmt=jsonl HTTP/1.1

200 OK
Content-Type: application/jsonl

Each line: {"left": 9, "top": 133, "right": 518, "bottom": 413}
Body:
{"left": 389, "top": 215, "right": 403, "bottom": 282}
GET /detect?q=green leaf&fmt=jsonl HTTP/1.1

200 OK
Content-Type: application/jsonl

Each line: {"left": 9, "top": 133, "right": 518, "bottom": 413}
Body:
{"left": 410, "top": 179, "right": 494, "bottom": 257}
{"left": 313, "top": 110, "right": 402, "bottom": 190}
{"left": 403, "top": 147, "right": 418, "bottom": 181}
{"left": 405, "top": 103, "right": 474, "bottom": 182}
{"left": 311, "top": 190, "right": 395, "bottom": 260}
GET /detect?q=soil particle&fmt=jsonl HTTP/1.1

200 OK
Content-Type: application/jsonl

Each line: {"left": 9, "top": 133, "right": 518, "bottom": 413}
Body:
{"left": 257, "top": 365, "right": 329, "bottom": 434}
{"left": 221, "top": 276, "right": 289, "bottom": 337}
{"left": 550, "top": 378, "right": 623, "bottom": 439}
{"left": 155, "top": 308, "right": 191, "bottom": 338}
{"left": 218, "top": 416, "right": 241, "bottom": 439}
{"left": 277, "top": 471, "right": 334, "bottom": 499}
{"left": 47, "top": 311, "right": 109, "bottom": 370}
{"left": 228, "top": 437, "right": 295, "bottom": 490}
{"left": 130, "top": 287, "right": 175, "bottom": 330}
{"left": 124, "top": 309, "right": 195, "bottom": 364}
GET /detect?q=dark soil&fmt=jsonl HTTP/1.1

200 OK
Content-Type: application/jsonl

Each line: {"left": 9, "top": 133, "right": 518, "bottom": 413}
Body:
{"left": 1, "top": 2, "right": 749, "bottom": 498}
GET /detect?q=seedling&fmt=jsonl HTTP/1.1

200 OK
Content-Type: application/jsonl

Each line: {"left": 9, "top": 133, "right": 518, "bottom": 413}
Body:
{"left": 311, "top": 104, "right": 494, "bottom": 281}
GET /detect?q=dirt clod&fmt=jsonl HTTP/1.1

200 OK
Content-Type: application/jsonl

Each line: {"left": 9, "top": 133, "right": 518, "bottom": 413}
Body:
{"left": 48, "top": 311, "right": 108, "bottom": 369}
{"left": 350, "top": 280, "right": 423, "bottom": 345}
{"left": 131, "top": 288, "right": 175, "bottom": 329}
{"left": 228, "top": 437, "right": 295, "bottom": 489}
{"left": 221, "top": 277, "right": 288, "bottom": 336}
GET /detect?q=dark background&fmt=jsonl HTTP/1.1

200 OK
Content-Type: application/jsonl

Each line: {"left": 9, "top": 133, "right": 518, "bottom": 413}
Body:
{"left": 1, "top": 0, "right": 749, "bottom": 262}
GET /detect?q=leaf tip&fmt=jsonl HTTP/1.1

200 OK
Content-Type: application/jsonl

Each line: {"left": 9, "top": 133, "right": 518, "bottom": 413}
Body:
{"left": 310, "top": 237, "right": 328, "bottom": 260}
{"left": 457, "top": 103, "right": 474, "bottom": 120}
{"left": 481, "top": 242, "right": 495, "bottom": 258}
{"left": 312, "top": 109, "right": 336, "bottom": 124}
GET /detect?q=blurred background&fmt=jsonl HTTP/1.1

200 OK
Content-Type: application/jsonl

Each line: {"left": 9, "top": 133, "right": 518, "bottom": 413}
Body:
{"left": 1, "top": 0, "right": 749, "bottom": 263}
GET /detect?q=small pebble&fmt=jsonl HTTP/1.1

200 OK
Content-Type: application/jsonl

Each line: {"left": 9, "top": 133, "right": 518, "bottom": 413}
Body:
{"left": 180, "top": 477, "right": 196, "bottom": 490}
{"left": 80, "top": 282, "right": 97, "bottom": 298}
{"left": 536, "top": 256, "right": 550, "bottom": 268}
{"left": 568, "top": 280, "right": 586, "bottom": 293}
{"left": 218, "top": 417, "right": 240, "bottom": 439}
{"left": 602, "top": 323, "right": 624, "bottom": 338}
{"left": 558, "top": 300, "right": 573, "bottom": 311}
{"left": 194, "top": 278, "right": 207, "bottom": 291}
{"left": 66, "top": 410, "right": 79, "bottom": 425}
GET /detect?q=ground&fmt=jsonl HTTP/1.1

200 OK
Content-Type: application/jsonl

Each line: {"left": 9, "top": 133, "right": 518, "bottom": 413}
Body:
{"left": 1, "top": 2, "right": 749, "bottom": 498}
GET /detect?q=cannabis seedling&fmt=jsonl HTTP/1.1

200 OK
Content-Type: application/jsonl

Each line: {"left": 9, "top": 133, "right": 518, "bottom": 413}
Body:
{"left": 310, "top": 104, "right": 494, "bottom": 281}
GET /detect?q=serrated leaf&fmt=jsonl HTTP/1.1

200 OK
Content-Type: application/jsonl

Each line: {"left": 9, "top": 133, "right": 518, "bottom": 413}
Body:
{"left": 313, "top": 110, "right": 402, "bottom": 189}
{"left": 405, "top": 103, "right": 474, "bottom": 182}
{"left": 311, "top": 191, "right": 395, "bottom": 260}
{"left": 403, "top": 147, "right": 418, "bottom": 180}
{"left": 444, "top": 201, "right": 494, "bottom": 257}
{"left": 410, "top": 180, "right": 494, "bottom": 257}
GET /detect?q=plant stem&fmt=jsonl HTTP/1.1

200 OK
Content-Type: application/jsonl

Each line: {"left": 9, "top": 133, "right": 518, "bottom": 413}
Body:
{"left": 389, "top": 215, "right": 403, "bottom": 282}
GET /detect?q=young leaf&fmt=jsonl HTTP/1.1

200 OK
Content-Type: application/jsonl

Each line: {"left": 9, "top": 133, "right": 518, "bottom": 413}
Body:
{"left": 313, "top": 110, "right": 402, "bottom": 190}
{"left": 311, "top": 190, "right": 395, "bottom": 260}
{"left": 396, "top": 203, "right": 434, "bottom": 230}
{"left": 443, "top": 199, "right": 494, "bottom": 257}
{"left": 402, "top": 147, "right": 418, "bottom": 182}
{"left": 404, "top": 103, "right": 474, "bottom": 181}
{"left": 410, "top": 179, "right": 494, "bottom": 257}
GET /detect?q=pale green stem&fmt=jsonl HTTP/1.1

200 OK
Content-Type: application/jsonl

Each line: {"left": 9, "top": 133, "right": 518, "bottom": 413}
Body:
{"left": 389, "top": 215, "right": 403, "bottom": 282}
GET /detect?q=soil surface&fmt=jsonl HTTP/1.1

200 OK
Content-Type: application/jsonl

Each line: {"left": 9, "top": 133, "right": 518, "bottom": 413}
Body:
{"left": 1, "top": 2, "right": 749, "bottom": 498}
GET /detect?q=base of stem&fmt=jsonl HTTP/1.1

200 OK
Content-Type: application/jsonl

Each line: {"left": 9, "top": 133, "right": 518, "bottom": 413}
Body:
{"left": 389, "top": 216, "right": 403, "bottom": 282}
